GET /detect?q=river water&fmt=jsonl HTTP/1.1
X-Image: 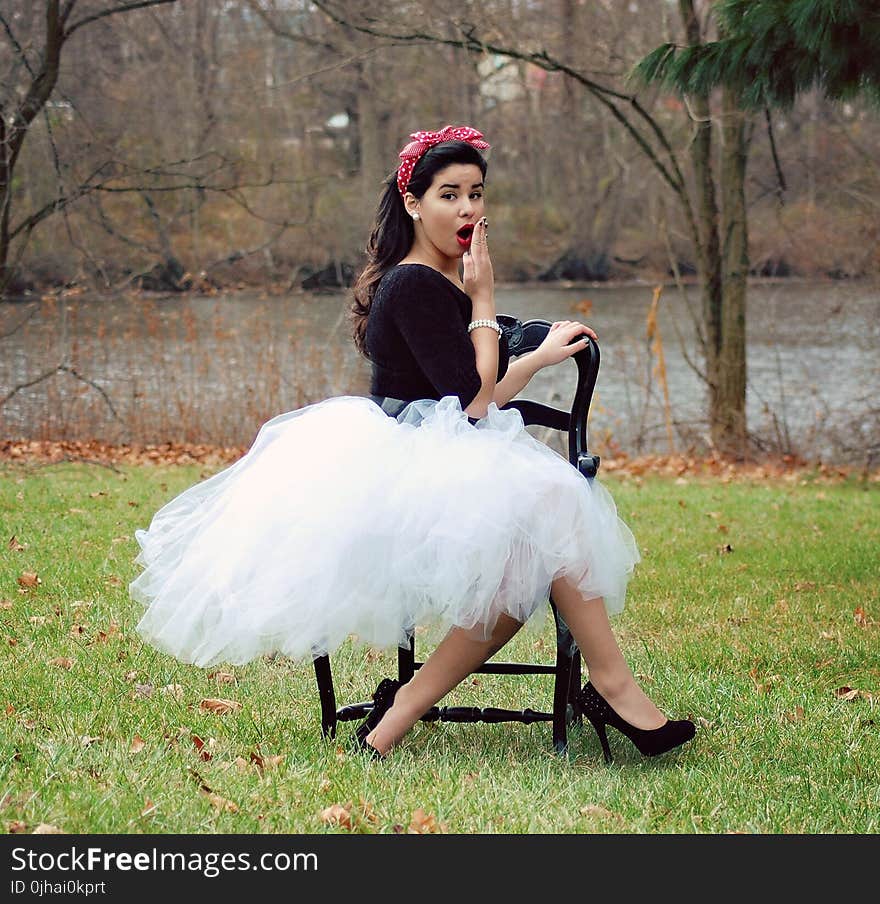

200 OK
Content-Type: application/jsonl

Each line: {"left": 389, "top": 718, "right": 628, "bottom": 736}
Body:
{"left": 1, "top": 279, "right": 877, "bottom": 463}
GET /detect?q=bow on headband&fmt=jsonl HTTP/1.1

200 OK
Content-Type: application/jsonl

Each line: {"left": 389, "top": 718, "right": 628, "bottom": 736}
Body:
{"left": 397, "top": 125, "right": 490, "bottom": 198}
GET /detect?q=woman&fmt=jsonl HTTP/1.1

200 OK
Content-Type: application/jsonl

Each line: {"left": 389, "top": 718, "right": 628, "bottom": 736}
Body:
{"left": 131, "top": 124, "right": 695, "bottom": 764}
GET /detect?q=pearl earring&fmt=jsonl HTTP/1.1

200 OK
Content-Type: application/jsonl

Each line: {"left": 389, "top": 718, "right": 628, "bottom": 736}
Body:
{"left": 412, "top": 212, "right": 420, "bottom": 221}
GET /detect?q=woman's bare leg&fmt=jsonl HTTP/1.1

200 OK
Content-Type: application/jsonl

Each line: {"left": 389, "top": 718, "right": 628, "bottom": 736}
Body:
{"left": 367, "top": 574, "right": 667, "bottom": 755}
{"left": 549, "top": 574, "right": 665, "bottom": 729}
{"left": 365, "top": 613, "right": 522, "bottom": 755}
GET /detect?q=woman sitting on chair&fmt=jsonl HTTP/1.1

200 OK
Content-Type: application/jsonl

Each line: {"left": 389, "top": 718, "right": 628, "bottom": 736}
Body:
{"left": 131, "top": 125, "right": 695, "bottom": 764}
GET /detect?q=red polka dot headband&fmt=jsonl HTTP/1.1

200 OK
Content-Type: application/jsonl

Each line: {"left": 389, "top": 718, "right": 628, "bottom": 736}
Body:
{"left": 396, "top": 125, "right": 490, "bottom": 199}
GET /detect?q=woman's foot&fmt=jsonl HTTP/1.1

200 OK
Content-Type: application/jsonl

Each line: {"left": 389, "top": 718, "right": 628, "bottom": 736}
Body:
{"left": 587, "top": 674, "right": 667, "bottom": 730}
{"left": 354, "top": 678, "right": 401, "bottom": 754}
{"left": 577, "top": 680, "right": 695, "bottom": 763}
{"left": 363, "top": 681, "right": 428, "bottom": 755}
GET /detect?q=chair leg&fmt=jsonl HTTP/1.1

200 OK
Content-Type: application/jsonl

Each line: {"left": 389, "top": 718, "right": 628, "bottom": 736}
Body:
{"left": 398, "top": 631, "right": 415, "bottom": 683}
{"left": 570, "top": 648, "right": 583, "bottom": 726}
{"left": 313, "top": 655, "right": 337, "bottom": 740}
{"left": 551, "top": 599, "right": 574, "bottom": 754}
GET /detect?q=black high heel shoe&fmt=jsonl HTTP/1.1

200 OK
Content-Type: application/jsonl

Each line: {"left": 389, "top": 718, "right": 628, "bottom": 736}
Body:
{"left": 576, "top": 681, "right": 696, "bottom": 764}
{"left": 354, "top": 677, "right": 401, "bottom": 757}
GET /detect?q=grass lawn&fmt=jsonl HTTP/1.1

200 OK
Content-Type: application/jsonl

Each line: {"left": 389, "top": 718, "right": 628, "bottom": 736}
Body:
{"left": 1, "top": 460, "right": 878, "bottom": 833}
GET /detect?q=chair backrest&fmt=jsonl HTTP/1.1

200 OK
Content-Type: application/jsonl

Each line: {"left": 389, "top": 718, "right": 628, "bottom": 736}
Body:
{"left": 497, "top": 314, "right": 601, "bottom": 479}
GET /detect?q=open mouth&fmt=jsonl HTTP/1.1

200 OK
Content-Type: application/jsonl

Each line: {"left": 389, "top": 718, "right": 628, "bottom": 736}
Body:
{"left": 456, "top": 223, "right": 475, "bottom": 248}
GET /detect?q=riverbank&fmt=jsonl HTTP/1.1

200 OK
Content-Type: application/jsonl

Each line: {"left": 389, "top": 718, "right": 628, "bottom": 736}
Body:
{"left": 2, "top": 438, "right": 877, "bottom": 483}
{"left": 4, "top": 271, "right": 874, "bottom": 305}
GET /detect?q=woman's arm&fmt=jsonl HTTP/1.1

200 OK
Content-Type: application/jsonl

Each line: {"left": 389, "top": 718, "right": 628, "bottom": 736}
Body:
{"left": 462, "top": 218, "right": 498, "bottom": 419}
{"left": 492, "top": 321, "right": 599, "bottom": 408}
{"left": 492, "top": 350, "right": 544, "bottom": 408}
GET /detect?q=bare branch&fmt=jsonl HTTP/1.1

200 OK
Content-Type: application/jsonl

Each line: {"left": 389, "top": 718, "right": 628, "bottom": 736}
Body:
{"left": 0, "top": 12, "right": 36, "bottom": 78}
{"left": 59, "top": 364, "right": 125, "bottom": 423}
{"left": 309, "top": 0, "right": 696, "bottom": 222}
{"left": 0, "top": 304, "right": 39, "bottom": 339}
{"left": 64, "top": 0, "right": 178, "bottom": 39}
{"left": 1, "top": 365, "right": 61, "bottom": 408}
{"left": 246, "top": 0, "right": 338, "bottom": 53}
{"left": 201, "top": 223, "right": 291, "bottom": 274}
{"left": 0, "top": 362, "right": 124, "bottom": 426}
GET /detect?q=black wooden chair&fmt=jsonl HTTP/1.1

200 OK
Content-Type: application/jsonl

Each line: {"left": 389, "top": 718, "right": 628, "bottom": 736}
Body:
{"left": 313, "top": 314, "right": 602, "bottom": 754}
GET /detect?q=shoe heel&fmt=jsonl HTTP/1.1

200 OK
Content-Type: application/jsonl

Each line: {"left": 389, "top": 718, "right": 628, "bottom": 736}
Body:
{"left": 588, "top": 717, "right": 613, "bottom": 765}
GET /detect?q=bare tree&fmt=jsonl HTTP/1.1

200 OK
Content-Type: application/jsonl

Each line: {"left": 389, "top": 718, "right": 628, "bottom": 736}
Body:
{"left": 0, "top": 0, "right": 178, "bottom": 296}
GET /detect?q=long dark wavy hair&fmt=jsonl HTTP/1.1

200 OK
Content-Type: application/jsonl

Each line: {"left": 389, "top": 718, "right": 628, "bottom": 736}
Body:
{"left": 349, "top": 141, "right": 489, "bottom": 359}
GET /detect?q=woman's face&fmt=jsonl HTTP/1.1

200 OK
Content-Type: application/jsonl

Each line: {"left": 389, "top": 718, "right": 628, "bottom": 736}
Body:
{"left": 405, "top": 163, "right": 485, "bottom": 260}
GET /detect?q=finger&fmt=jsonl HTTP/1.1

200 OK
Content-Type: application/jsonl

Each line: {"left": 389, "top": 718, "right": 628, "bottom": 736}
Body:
{"left": 462, "top": 250, "right": 474, "bottom": 280}
{"left": 569, "top": 323, "right": 598, "bottom": 340}
{"left": 472, "top": 218, "right": 487, "bottom": 252}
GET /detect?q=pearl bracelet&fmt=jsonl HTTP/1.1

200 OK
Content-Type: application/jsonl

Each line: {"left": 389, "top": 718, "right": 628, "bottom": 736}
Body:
{"left": 467, "top": 318, "right": 502, "bottom": 338}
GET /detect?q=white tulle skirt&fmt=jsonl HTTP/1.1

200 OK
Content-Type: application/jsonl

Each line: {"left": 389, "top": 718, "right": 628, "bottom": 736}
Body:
{"left": 130, "top": 395, "right": 639, "bottom": 668}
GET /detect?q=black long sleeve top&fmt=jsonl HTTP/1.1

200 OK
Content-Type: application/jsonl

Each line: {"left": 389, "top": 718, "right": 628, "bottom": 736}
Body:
{"left": 364, "top": 263, "right": 509, "bottom": 408}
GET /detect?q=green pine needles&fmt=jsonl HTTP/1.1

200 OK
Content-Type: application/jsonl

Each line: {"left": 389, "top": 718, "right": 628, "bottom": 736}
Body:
{"left": 632, "top": 0, "right": 880, "bottom": 110}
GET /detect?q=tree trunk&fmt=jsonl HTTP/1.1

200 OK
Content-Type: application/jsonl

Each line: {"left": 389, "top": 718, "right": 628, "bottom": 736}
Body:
{"left": 716, "top": 86, "right": 751, "bottom": 454}
{"left": 0, "top": 115, "right": 12, "bottom": 295}
{"left": 1, "top": 1, "right": 63, "bottom": 296}
{"left": 679, "top": 0, "right": 749, "bottom": 456}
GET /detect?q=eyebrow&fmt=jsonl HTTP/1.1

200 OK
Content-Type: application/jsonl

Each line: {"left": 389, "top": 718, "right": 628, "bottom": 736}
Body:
{"left": 438, "top": 182, "right": 484, "bottom": 190}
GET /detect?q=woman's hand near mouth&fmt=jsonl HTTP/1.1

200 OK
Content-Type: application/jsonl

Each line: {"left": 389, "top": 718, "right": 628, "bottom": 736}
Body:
{"left": 462, "top": 217, "right": 493, "bottom": 308}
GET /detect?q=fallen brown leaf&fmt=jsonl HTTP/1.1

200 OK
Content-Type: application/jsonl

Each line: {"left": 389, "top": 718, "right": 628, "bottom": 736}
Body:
{"left": 191, "top": 734, "right": 213, "bottom": 761}
{"left": 8, "top": 536, "right": 26, "bottom": 552}
{"left": 200, "top": 789, "right": 239, "bottom": 813}
{"left": 47, "top": 657, "right": 74, "bottom": 670}
{"left": 32, "top": 823, "right": 66, "bottom": 834}
{"left": 580, "top": 804, "right": 618, "bottom": 820}
{"left": 199, "top": 698, "right": 241, "bottom": 715}
{"left": 160, "top": 683, "right": 184, "bottom": 700}
{"left": 17, "top": 572, "right": 40, "bottom": 589}
{"left": 783, "top": 706, "right": 805, "bottom": 723}
{"left": 408, "top": 808, "right": 441, "bottom": 834}
{"left": 8, "top": 820, "right": 28, "bottom": 833}
{"left": 358, "top": 798, "right": 379, "bottom": 826}
{"left": 141, "top": 799, "right": 156, "bottom": 817}
{"left": 854, "top": 607, "right": 869, "bottom": 628}
{"left": 129, "top": 734, "right": 146, "bottom": 754}
{"left": 320, "top": 803, "right": 352, "bottom": 829}
{"left": 834, "top": 686, "right": 873, "bottom": 702}
{"left": 208, "top": 670, "right": 236, "bottom": 684}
